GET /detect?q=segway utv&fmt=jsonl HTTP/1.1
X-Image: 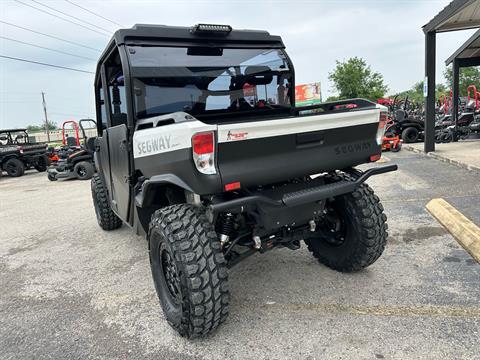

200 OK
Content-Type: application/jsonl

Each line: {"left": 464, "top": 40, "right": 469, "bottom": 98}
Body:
{"left": 47, "top": 119, "right": 96, "bottom": 181}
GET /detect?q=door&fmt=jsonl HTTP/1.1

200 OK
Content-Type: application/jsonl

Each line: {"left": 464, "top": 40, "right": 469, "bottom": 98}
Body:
{"left": 106, "top": 124, "right": 131, "bottom": 221}
{"left": 100, "top": 46, "right": 132, "bottom": 223}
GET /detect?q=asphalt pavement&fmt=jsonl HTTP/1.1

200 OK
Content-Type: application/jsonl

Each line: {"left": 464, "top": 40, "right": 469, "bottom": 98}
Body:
{"left": 1, "top": 150, "right": 479, "bottom": 360}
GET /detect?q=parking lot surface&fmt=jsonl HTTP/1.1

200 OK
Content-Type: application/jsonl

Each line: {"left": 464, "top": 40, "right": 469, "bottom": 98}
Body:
{"left": 1, "top": 151, "right": 479, "bottom": 360}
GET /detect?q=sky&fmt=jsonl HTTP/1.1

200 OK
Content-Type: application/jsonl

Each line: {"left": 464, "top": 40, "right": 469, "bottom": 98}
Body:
{"left": 0, "top": 0, "right": 477, "bottom": 129}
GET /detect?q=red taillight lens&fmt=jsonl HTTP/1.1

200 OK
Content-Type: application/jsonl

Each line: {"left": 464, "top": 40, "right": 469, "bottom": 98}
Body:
{"left": 192, "top": 131, "right": 216, "bottom": 175}
{"left": 192, "top": 132, "right": 214, "bottom": 155}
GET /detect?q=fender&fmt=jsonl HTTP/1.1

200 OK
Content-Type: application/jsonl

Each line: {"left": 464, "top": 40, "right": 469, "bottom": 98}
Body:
{"left": 135, "top": 174, "right": 194, "bottom": 208}
{"left": 0, "top": 153, "right": 20, "bottom": 166}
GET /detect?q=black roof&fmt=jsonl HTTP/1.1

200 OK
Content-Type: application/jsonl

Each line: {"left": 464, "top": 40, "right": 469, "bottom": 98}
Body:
{"left": 423, "top": 0, "right": 480, "bottom": 33}
{"left": 111, "top": 24, "right": 283, "bottom": 46}
{"left": 446, "top": 27, "right": 480, "bottom": 65}
{"left": 97, "top": 24, "right": 285, "bottom": 73}
{"left": 0, "top": 128, "right": 27, "bottom": 133}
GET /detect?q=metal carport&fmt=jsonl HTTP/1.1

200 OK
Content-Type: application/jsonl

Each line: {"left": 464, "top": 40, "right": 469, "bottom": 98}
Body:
{"left": 445, "top": 28, "right": 480, "bottom": 128}
{"left": 422, "top": 0, "right": 480, "bottom": 152}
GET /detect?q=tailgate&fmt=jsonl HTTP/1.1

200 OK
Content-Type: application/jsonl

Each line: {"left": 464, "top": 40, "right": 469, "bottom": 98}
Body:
{"left": 216, "top": 108, "right": 381, "bottom": 188}
{"left": 20, "top": 143, "right": 47, "bottom": 155}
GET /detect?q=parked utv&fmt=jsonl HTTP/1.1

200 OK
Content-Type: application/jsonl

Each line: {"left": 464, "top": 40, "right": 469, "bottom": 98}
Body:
{"left": 47, "top": 119, "right": 96, "bottom": 181}
{"left": 90, "top": 24, "right": 397, "bottom": 338}
{"left": 0, "top": 129, "right": 48, "bottom": 177}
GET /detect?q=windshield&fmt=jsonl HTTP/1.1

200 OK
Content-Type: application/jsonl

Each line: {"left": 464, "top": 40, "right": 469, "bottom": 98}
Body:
{"left": 127, "top": 46, "right": 292, "bottom": 120}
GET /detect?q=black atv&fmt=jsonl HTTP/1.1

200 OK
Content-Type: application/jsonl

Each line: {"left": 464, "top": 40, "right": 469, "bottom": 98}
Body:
{"left": 47, "top": 119, "right": 97, "bottom": 181}
{"left": 0, "top": 129, "right": 48, "bottom": 177}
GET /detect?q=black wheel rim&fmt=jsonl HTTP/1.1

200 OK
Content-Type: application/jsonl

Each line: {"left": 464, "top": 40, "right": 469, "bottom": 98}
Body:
{"left": 78, "top": 166, "right": 86, "bottom": 177}
{"left": 160, "top": 248, "right": 181, "bottom": 301}
{"left": 6, "top": 163, "right": 18, "bottom": 175}
{"left": 319, "top": 206, "right": 347, "bottom": 247}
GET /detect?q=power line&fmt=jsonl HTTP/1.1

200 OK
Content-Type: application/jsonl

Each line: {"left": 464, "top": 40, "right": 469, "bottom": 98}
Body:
{"left": 64, "top": 0, "right": 124, "bottom": 27}
{"left": 0, "top": 55, "right": 95, "bottom": 74}
{"left": 14, "top": 0, "right": 110, "bottom": 37}
{"left": 0, "top": 21, "right": 101, "bottom": 52}
{"left": 0, "top": 36, "right": 96, "bottom": 61}
{"left": 29, "top": 0, "right": 113, "bottom": 34}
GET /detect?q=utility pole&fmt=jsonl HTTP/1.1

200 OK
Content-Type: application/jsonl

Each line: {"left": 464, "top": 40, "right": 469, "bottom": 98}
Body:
{"left": 41, "top": 92, "right": 50, "bottom": 142}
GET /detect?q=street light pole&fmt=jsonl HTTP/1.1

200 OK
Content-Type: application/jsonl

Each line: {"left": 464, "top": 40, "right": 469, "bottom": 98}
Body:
{"left": 41, "top": 92, "right": 50, "bottom": 143}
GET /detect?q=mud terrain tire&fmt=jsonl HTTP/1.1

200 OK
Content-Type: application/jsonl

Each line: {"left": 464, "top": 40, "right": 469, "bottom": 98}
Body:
{"left": 305, "top": 174, "right": 388, "bottom": 272}
{"left": 148, "top": 204, "right": 229, "bottom": 338}
{"left": 91, "top": 173, "right": 122, "bottom": 230}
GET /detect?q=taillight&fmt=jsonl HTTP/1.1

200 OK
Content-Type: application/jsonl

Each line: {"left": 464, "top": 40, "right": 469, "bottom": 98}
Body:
{"left": 376, "top": 111, "right": 388, "bottom": 145}
{"left": 192, "top": 131, "right": 216, "bottom": 175}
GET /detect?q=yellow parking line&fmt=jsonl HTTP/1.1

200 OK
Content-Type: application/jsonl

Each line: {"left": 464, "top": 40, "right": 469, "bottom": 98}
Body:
{"left": 426, "top": 198, "right": 480, "bottom": 263}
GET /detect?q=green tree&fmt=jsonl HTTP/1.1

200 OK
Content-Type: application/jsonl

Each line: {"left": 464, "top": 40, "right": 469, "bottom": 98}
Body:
{"left": 26, "top": 120, "right": 57, "bottom": 133}
{"left": 444, "top": 65, "right": 480, "bottom": 97}
{"left": 328, "top": 57, "right": 388, "bottom": 101}
{"left": 395, "top": 81, "right": 448, "bottom": 103}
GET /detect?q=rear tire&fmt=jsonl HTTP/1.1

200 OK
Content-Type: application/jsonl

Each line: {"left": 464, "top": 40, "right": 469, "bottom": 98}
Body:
{"left": 305, "top": 174, "right": 388, "bottom": 272}
{"left": 148, "top": 204, "right": 230, "bottom": 338}
{"left": 4, "top": 158, "right": 25, "bottom": 177}
{"left": 74, "top": 161, "right": 94, "bottom": 180}
{"left": 91, "top": 173, "right": 122, "bottom": 230}
{"left": 35, "top": 155, "right": 49, "bottom": 172}
{"left": 401, "top": 127, "right": 419, "bottom": 143}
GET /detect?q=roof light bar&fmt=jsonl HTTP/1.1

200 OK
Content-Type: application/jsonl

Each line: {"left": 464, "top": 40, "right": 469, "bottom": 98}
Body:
{"left": 192, "top": 24, "right": 232, "bottom": 34}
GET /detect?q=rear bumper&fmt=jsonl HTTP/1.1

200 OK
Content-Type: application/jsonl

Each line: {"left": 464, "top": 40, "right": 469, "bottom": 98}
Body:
{"left": 209, "top": 164, "right": 397, "bottom": 213}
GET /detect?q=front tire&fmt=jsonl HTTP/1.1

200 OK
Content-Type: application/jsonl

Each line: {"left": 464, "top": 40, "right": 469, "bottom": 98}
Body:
{"left": 148, "top": 204, "right": 229, "bottom": 338}
{"left": 305, "top": 175, "right": 388, "bottom": 272}
{"left": 91, "top": 174, "right": 122, "bottom": 230}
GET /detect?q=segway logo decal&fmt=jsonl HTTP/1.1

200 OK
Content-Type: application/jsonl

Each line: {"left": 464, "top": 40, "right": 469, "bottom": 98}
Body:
{"left": 334, "top": 142, "right": 371, "bottom": 155}
{"left": 136, "top": 135, "right": 176, "bottom": 156}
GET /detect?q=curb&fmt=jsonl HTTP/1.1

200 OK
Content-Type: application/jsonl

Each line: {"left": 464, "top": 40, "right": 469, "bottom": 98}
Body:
{"left": 403, "top": 144, "right": 480, "bottom": 174}
{"left": 426, "top": 198, "right": 480, "bottom": 263}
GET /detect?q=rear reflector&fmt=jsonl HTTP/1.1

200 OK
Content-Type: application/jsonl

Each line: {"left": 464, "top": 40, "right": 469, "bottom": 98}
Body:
{"left": 192, "top": 131, "right": 216, "bottom": 175}
{"left": 224, "top": 181, "right": 241, "bottom": 191}
{"left": 370, "top": 154, "right": 381, "bottom": 162}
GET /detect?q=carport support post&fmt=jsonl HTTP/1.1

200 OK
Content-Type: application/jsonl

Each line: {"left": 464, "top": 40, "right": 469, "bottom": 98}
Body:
{"left": 452, "top": 58, "right": 460, "bottom": 129}
{"left": 424, "top": 31, "right": 436, "bottom": 153}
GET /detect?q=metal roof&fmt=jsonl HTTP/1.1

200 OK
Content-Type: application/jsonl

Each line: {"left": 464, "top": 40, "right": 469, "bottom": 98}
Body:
{"left": 423, "top": 0, "right": 480, "bottom": 33}
{"left": 0, "top": 128, "right": 27, "bottom": 133}
{"left": 446, "top": 27, "right": 480, "bottom": 63}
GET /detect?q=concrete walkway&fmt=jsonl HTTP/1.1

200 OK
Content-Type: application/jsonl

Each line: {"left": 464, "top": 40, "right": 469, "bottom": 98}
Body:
{"left": 404, "top": 140, "right": 480, "bottom": 172}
